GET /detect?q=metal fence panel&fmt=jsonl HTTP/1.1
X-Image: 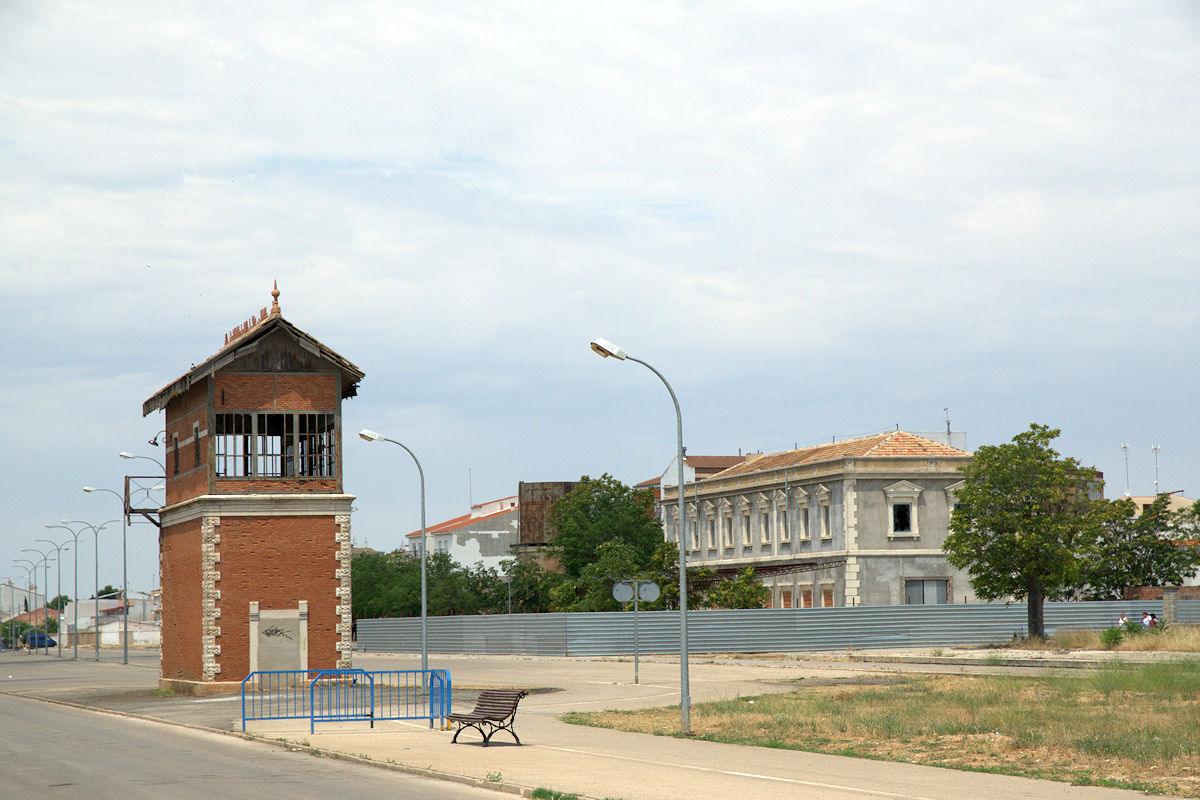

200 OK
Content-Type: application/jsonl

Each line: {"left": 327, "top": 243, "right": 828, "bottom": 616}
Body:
{"left": 241, "top": 668, "right": 450, "bottom": 731}
{"left": 356, "top": 600, "right": 1176, "bottom": 657}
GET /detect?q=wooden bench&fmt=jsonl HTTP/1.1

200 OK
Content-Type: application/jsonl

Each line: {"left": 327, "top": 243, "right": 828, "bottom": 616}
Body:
{"left": 448, "top": 689, "right": 528, "bottom": 746}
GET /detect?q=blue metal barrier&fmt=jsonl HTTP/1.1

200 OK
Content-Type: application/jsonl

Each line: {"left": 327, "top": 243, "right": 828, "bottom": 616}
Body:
{"left": 241, "top": 668, "right": 451, "bottom": 732}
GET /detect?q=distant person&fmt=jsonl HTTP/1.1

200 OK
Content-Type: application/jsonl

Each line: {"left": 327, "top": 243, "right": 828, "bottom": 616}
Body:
{"left": 1141, "top": 612, "right": 1152, "bottom": 628}
{"left": 1118, "top": 614, "right": 1129, "bottom": 626}
{"left": 1149, "top": 613, "right": 1159, "bottom": 628}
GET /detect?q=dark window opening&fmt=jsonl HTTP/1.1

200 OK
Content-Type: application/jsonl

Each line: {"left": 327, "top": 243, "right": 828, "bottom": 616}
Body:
{"left": 892, "top": 502, "right": 912, "bottom": 533}
{"left": 905, "top": 579, "right": 948, "bottom": 605}
{"left": 214, "top": 412, "right": 336, "bottom": 479}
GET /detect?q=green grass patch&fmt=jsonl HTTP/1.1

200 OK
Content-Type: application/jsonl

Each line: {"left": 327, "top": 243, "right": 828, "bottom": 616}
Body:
{"left": 563, "top": 659, "right": 1200, "bottom": 797}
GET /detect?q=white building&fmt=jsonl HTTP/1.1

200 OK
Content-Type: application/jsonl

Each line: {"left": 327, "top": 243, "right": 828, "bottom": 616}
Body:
{"left": 406, "top": 496, "right": 520, "bottom": 571}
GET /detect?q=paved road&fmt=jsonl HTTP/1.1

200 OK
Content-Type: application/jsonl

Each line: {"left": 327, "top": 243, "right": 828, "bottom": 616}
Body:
{"left": 0, "top": 692, "right": 504, "bottom": 800}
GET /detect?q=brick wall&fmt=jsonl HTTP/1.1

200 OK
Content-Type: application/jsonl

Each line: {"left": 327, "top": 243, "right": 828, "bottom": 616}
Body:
{"left": 214, "top": 515, "right": 342, "bottom": 679}
{"left": 213, "top": 373, "right": 336, "bottom": 412}
{"left": 165, "top": 383, "right": 209, "bottom": 506}
{"left": 160, "top": 518, "right": 204, "bottom": 680}
{"left": 215, "top": 479, "right": 339, "bottom": 494}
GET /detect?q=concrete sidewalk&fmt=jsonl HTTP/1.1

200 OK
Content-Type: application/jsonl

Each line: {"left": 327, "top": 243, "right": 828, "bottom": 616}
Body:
{"left": 0, "top": 648, "right": 1170, "bottom": 800}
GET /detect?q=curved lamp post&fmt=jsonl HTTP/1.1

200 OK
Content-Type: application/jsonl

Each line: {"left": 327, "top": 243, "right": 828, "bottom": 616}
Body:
{"left": 358, "top": 429, "right": 428, "bottom": 680}
{"left": 589, "top": 337, "right": 691, "bottom": 734}
{"left": 60, "top": 520, "right": 117, "bottom": 660}
{"left": 120, "top": 451, "right": 165, "bottom": 472}
{"left": 83, "top": 486, "right": 130, "bottom": 664}
{"left": 13, "top": 561, "right": 37, "bottom": 651}
{"left": 35, "top": 538, "right": 70, "bottom": 657}
{"left": 20, "top": 548, "right": 55, "bottom": 655}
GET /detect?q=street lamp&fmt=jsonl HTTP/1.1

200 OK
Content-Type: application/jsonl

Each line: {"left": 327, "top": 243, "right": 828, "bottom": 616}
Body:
{"left": 35, "top": 538, "right": 69, "bottom": 658}
{"left": 59, "top": 520, "right": 117, "bottom": 660}
{"left": 13, "top": 561, "right": 37, "bottom": 651}
{"left": 589, "top": 337, "right": 692, "bottom": 734}
{"left": 120, "top": 451, "right": 166, "bottom": 471}
{"left": 83, "top": 486, "right": 131, "bottom": 664}
{"left": 20, "top": 547, "right": 55, "bottom": 655}
{"left": 359, "top": 428, "right": 428, "bottom": 680}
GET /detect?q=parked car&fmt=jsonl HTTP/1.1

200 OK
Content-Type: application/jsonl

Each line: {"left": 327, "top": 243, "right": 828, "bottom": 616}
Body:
{"left": 23, "top": 631, "right": 56, "bottom": 648}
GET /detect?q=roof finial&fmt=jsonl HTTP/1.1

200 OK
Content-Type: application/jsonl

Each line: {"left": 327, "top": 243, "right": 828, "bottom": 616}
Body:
{"left": 270, "top": 280, "right": 281, "bottom": 316}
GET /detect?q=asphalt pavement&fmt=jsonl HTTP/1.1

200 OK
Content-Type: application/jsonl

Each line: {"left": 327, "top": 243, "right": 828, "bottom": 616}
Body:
{"left": 0, "top": 646, "right": 1176, "bottom": 800}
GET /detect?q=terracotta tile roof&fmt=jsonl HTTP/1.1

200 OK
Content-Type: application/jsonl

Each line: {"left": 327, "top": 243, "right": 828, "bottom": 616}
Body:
{"left": 406, "top": 501, "right": 519, "bottom": 538}
{"left": 685, "top": 455, "right": 747, "bottom": 470}
{"left": 706, "top": 431, "right": 971, "bottom": 480}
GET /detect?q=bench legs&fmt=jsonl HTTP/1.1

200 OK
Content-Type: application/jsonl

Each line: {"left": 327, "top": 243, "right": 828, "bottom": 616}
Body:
{"left": 450, "top": 718, "right": 521, "bottom": 746}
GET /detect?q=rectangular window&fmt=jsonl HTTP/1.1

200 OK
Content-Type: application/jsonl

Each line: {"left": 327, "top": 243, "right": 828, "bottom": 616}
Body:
{"left": 905, "top": 579, "right": 949, "bottom": 605}
{"left": 821, "top": 585, "right": 835, "bottom": 607}
{"left": 779, "top": 509, "right": 790, "bottom": 542}
{"left": 780, "top": 588, "right": 793, "bottom": 609}
{"left": 801, "top": 589, "right": 813, "bottom": 608}
{"left": 760, "top": 511, "right": 771, "bottom": 544}
{"left": 193, "top": 423, "right": 201, "bottom": 468}
{"left": 799, "top": 509, "right": 810, "bottom": 540}
{"left": 707, "top": 518, "right": 716, "bottom": 549}
{"left": 892, "top": 503, "right": 913, "bottom": 534}
{"left": 742, "top": 513, "right": 752, "bottom": 545}
{"left": 215, "top": 412, "right": 336, "bottom": 478}
{"left": 172, "top": 434, "right": 180, "bottom": 476}
{"left": 722, "top": 516, "right": 733, "bottom": 547}
{"left": 820, "top": 505, "right": 832, "bottom": 539}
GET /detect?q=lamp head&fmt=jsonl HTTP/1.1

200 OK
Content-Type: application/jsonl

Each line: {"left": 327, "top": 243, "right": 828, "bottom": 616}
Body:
{"left": 119, "top": 451, "right": 135, "bottom": 460}
{"left": 359, "top": 429, "right": 386, "bottom": 442}
{"left": 83, "top": 486, "right": 96, "bottom": 493}
{"left": 590, "top": 338, "right": 627, "bottom": 360}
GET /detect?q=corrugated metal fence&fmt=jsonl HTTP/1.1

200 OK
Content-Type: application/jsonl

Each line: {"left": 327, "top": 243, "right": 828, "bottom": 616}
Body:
{"left": 357, "top": 600, "right": 1200, "bottom": 656}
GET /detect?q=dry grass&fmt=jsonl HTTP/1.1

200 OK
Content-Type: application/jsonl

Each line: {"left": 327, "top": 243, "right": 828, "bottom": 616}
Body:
{"left": 564, "top": 659, "right": 1200, "bottom": 797}
{"left": 1023, "top": 623, "right": 1200, "bottom": 652}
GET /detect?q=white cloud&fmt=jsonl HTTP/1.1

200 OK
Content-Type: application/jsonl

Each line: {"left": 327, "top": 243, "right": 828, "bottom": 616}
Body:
{"left": 1, "top": 1, "right": 1198, "bottom": 587}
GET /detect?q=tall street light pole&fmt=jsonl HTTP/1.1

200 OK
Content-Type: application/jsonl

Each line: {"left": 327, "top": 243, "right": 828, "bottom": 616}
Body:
{"left": 0, "top": 576, "right": 10, "bottom": 649}
{"left": 35, "top": 538, "right": 69, "bottom": 657}
{"left": 83, "top": 486, "right": 130, "bottom": 664}
{"left": 61, "top": 520, "right": 116, "bottom": 661}
{"left": 13, "top": 561, "right": 37, "bottom": 650}
{"left": 359, "top": 429, "right": 428, "bottom": 680}
{"left": 589, "top": 337, "right": 691, "bottom": 734}
{"left": 20, "top": 548, "right": 55, "bottom": 655}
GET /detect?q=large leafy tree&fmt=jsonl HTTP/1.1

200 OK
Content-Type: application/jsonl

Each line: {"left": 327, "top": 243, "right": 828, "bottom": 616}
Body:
{"left": 702, "top": 568, "right": 771, "bottom": 609}
{"left": 499, "top": 557, "right": 562, "bottom": 613}
{"left": 944, "top": 424, "right": 1099, "bottom": 638}
{"left": 1079, "top": 495, "right": 1200, "bottom": 599}
{"left": 548, "top": 474, "right": 664, "bottom": 579}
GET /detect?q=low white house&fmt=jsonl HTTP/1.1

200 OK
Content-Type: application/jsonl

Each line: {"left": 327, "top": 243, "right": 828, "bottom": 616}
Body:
{"left": 406, "top": 496, "right": 520, "bottom": 571}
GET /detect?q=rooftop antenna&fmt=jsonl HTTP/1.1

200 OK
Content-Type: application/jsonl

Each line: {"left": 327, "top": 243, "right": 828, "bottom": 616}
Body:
{"left": 944, "top": 408, "right": 951, "bottom": 436}
{"left": 1121, "top": 443, "right": 1131, "bottom": 497}
{"left": 1152, "top": 444, "right": 1160, "bottom": 495}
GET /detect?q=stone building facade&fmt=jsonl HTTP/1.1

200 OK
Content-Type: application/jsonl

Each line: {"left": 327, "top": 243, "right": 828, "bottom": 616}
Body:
{"left": 143, "top": 286, "right": 362, "bottom": 692}
{"left": 660, "top": 431, "right": 977, "bottom": 608}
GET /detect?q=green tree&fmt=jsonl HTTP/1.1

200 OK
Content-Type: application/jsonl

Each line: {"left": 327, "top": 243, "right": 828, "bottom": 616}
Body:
{"left": 48, "top": 594, "right": 71, "bottom": 612}
{"left": 1079, "top": 495, "right": 1200, "bottom": 599}
{"left": 944, "top": 424, "right": 1099, "bottom": 638}
{"left": 703, "top": 568, "right": 770, "bottom": 609}
{"left": 500, "top": 557, "right": 561, "bottom": 613}
{"left": 548, "top": 474, "right": 663, "bottom": 579}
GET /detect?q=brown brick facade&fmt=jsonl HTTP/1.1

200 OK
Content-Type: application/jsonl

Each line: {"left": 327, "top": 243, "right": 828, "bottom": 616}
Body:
{"left": 211, "top": 515, "right": 342, "bottom": 679}
{"left": 159, "top": 517, "right": 204, "bottom": 680}
{"left": 147, "top": 301, "right": 362, "bottom": 689}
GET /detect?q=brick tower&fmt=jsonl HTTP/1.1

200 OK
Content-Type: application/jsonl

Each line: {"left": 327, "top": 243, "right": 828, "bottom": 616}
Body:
{"left": 143, "top": 284, "right": 363, "bottom": 693}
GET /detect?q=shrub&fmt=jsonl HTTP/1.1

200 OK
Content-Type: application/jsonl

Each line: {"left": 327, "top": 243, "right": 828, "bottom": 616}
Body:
{"left": 1099, "top": 627, "right": 1123, "bottom": 648}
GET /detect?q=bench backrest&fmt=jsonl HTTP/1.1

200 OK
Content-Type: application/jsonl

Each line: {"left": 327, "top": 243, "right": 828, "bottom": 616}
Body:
{"left": 473, "top": 689, "right": 527, "bottom": 717}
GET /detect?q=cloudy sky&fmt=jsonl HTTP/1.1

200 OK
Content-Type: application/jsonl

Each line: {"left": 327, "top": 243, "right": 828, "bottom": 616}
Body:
{"left": 2, "top": 2, "right": 1197, "bottom": 598}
